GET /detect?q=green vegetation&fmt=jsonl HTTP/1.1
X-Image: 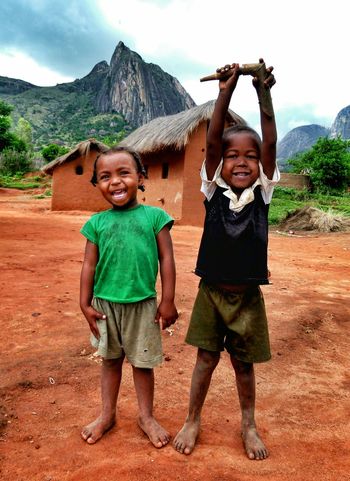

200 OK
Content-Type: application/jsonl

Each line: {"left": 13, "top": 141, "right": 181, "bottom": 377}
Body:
{"left": 2, "top": 86, "right": 130, "bottom": 148}
{"left": 0, "top": 99, "right": 28, "bottom": 153}
{"left": 269, "top": 187, "right": 350, "bottom": 224}
{"left": 0, "top": 99, "right": 34, "bottom": 175}
{"left": 15, "top": 117, "right": 33, "bottom": 148}
{"left": 0, "top": 149, "right": 34, "bottom": 175}
{"left": 288, "top": 137, "right": 350, "bottom": 195}
{"left": 41, "top": 144, "right": 70, "bottom": 163}
{"left": 0, "top": 172, "right": 52, "bottom": 190}
{"left": 101, "top": 130, "right": 127, "bottom": 147}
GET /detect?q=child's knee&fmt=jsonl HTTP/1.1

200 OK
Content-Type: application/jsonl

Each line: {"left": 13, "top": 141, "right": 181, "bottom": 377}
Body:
{"left": 231, "top": 356, "right": 253, "bottom": 375}
{"left": 103, "top": 357, "right": 124, "bottom": 369}
{"left": 197, "top": 348, "right": 220, "bottom": 370}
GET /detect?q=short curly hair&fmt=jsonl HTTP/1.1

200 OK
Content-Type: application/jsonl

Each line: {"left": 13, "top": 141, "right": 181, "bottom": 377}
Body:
{"left": 222, "top": 125, "right": 262, "bottom": 156}
{"left": 90, "top": 146, "right": 147, "bottom": 191}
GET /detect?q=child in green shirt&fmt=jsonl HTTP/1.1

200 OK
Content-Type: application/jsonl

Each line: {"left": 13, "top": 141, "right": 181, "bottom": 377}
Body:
{"left": 80, "top": 146, "right": 178, "bottom": 448}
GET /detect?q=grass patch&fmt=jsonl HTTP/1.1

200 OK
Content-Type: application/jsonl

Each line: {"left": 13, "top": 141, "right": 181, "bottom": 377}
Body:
{"left": 33, "top": 189, "right": 52, "bottom": 199}
{"left": 269, "top": 187, "right": 350, "bottom": 225}
{"left": 0, "top": 173, "right": 52, "bottom": 191}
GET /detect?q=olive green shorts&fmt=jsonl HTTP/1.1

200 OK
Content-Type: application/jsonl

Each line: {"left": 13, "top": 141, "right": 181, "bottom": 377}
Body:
{"left": 91, "top": 297, "right": 162, "bottom": 368}
{"left": 185, "top": 280, "right": 271, "bottom": 363}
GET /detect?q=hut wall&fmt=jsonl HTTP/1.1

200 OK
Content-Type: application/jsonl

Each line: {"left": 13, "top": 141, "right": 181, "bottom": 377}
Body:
{"left": 180, "top": 123, "right": 207, "bottom": 226}
{"left": 279, "top": 173, "right": 311, "bottom": 190}
{"left": 140, "top": 150, "right": 184, "bottom": 221}
{"left": 51, "top": 151, "right": 109, "bottom": 211}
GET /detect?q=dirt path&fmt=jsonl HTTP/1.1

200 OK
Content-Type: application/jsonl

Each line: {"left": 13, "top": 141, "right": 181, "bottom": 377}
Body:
{"left": 1, "top": 189, "right": 350, "bottom": 481}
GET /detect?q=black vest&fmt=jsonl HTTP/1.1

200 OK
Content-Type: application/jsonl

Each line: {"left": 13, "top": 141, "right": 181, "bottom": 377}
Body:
{"left": 195, "top": 186, "right": 269, "bottom": 285}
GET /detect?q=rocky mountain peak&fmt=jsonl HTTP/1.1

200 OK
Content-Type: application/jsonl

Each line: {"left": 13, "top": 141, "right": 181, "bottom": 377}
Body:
{"left": 96, "top": 42, "right": 196, "bottom": 127}
{"left": 87, "top": 61, "right": 109, "bottom": 76}
{"left": 330, "top": 105, "right": 350, "bottom": 139}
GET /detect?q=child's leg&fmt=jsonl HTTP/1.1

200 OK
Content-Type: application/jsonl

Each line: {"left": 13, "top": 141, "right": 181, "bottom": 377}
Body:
{"left": 230, "top": 356, "right": 268, "bottom": 460}
{"left": 132, "top": 366, "right": 170, "bottom": 448}
{"left": 81, "top": 356, "right": 124, "bottom": 444}
{"left": 173, "top": 348, "right": 220, "bottom": 454}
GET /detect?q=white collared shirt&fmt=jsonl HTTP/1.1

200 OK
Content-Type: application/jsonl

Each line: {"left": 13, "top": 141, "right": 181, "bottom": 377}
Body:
{"left": 200, "top": 160, "right": 280, "bottom": 212}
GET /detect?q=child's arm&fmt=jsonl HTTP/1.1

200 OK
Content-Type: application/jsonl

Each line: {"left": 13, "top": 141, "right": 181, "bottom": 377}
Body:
{"left": 205, "top": 64, "right": 241, "bottom": 180}
{"left": 80, "top": 240, "right": 105, "bottom": 339}
{"left": 156, "top": 226, "right": 178, "bottom": 330}
{"left": 253, "top": 60, "right": 277, "bottom": 179}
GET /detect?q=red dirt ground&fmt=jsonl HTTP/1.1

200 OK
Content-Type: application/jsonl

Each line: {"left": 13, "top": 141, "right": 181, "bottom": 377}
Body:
{"left": 1, "top": 188, "right": 350, "bottom": 481}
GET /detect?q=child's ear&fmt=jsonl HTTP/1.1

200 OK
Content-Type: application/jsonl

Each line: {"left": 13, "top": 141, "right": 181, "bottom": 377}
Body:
{"left": 138, "top": 174, "right": 145, "bottom": 192}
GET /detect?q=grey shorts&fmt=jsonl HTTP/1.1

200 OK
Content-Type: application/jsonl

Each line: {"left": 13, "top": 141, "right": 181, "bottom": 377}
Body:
{"left": 91, "top": 297, "right": 162, "bottom": 368}
{"left": 185, "top": 280, "right": 271, "bottom": 363}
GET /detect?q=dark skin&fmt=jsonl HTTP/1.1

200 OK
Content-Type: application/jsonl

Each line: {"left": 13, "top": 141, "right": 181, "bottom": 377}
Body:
{"left": 173, "top": 61, "right": 276, "bottom": 460}
{"left": 80, "top": 151, "right": 178, "bottom": 447}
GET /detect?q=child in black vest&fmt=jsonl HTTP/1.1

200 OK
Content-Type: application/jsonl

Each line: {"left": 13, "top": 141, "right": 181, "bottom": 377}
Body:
{"left": 174, "top": 61, "right": 278, "bottom": 460}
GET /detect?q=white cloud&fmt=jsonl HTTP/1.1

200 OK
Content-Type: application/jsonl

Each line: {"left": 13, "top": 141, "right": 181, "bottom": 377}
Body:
{"left": 97, "top": 0, "right": 349, "bottom": 138}
{"left": 1, "top": 0, "right": 348, "bottom": 140}
{"left": 0, "top": 49, "right": 73, "bottom": 86}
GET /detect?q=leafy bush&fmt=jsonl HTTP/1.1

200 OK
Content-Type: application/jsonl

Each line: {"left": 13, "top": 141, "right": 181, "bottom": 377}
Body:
{"left": 41, "top": 144, "right": 69, "bottom": 163}
{"left": 0, "top": 149, "right": 33, "bottom": 175}
{"left": 288, "top": 137, "right": 350, "bottom": 195}
{"left": 0, "top": 99, "right": 29, "bottom": 154}
{"left": 101, "top": 130, "right": 127, "bottom": 147}
{"left": 0, "top": 99, "right": 13, "bottom": 117}
{"left": 0, "top": 172, "right": 52, "bottom": 190}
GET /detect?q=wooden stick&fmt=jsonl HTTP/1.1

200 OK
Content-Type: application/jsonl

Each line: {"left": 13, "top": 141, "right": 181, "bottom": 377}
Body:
{"left": 200, "top": 62, "right": 274, "bottom": 117}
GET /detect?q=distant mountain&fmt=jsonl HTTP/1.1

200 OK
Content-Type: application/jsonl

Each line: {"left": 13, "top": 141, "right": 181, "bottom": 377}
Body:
{"left": 277, "top": 105, "right": 350, "bottom": 169}
{"left": 0, "top": 77, "right": 37, "bottom": 95}
{"left": 0, "top": 41, "right": 196, "bottom": 148}
{"left": 2, "top": 41, "right": 349, "bottom": 158}
{"left": 330, "top": 105, "right": 350, "bottom": 139}
{"left": 277, "top": 124, "right": 330, "bottom": 169}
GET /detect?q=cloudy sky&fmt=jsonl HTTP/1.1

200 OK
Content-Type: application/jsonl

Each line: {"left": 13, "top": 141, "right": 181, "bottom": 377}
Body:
{"left": 0, "top": 0, "right": 348, "bottom": 139}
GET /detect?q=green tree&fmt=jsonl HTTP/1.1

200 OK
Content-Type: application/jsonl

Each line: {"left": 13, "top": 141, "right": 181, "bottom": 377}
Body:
{"left": 0, "top": 99, "right": 27, "bottom": 153}
{"left": 101, "top": 130, "right": 127, "bottom": 147}
{"left": 0, "top": 99, "right": 13, "bottom": 117}
{"left": 288, "top": 137, "right": 350, "bottom": 194}
{"left": 15, "top": 118, "right": 33, "bottom": 149}
{"left": 41, "top": 144, "right": 69, "bottom": 163}
{"left": 0, "top": 100, "right": 32, "bottom": 175}
{"left": 0, "top": 149, "right": 33, "bottom": 175}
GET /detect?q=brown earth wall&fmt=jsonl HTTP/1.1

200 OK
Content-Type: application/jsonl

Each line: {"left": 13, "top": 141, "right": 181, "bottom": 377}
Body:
{"left": 51, "top": 152, "right": 110, "bottom": 212}
{"left": 180, "top": 123, "right": 207, "bottom": 226}
{"left": 279, "top": 173, "right": 310, "bottom": 190}
{"left": 140, "top": 151, "right": 184, "bottom": 221}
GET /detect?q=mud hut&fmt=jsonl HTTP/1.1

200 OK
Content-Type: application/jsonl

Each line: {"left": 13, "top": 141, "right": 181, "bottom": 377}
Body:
{"left": 42, "top": 101, "right": 245, "bottom": 224}
{"left": 119, "top": 100, "right": 245, "bottom": 225}
{"left": 42, "top": 139, "right": 110, "bottom": 211}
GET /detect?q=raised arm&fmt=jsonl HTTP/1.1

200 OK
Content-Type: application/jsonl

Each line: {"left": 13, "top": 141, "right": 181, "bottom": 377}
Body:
{"left": 253, "top": 61, "right": 277, "bottom": 179}
{"left": 156, "top": 226, "right": 178, "bottom": 329}
{"left": 206, "top": 64, "right": 241, "bottom": 180}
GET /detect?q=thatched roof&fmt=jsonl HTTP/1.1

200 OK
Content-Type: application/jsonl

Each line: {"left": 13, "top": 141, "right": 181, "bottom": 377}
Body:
{"left": 41, "top": 102, "right": 246, "bottom": 174}
{"left": 119, "top": 100, "right": 246, "bottom": 154}
{"left": 42, "top": 139, "right": 110, "bottom": 175}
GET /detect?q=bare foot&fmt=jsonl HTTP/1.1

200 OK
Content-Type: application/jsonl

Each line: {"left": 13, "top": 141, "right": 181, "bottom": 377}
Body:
{"left": 138, "top": 416, "right": 170, "bottom": 448}
{"left": 242, "top": 426, "right": 268, "bottom": 460}
{"left": 81, "top": 416, "right": 115, "bottom": 444}
{"left": 173, "top": 420, "right": 200, "bottom": 455}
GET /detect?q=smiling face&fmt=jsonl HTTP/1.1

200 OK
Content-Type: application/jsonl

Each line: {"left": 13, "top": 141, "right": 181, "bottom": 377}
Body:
{"left": 95, "top": 152, "right": 144, "bottom": 209}
{"left": 221, "top": 131, "right": 260, "bottom": 196}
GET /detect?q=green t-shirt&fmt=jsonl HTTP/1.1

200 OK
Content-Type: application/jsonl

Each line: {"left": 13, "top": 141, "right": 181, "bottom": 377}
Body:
{"left": 80, "top": 205, "right": 173, "bottom": 303}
